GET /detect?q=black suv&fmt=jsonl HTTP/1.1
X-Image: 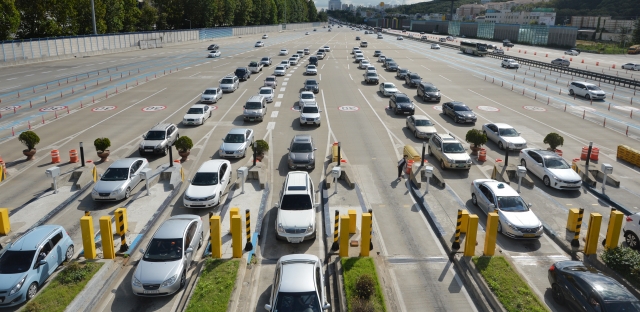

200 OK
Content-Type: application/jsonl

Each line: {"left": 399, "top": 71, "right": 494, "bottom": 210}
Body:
{"left": 417, "top": 82, "right": 441, "bottom": 102}
{"left": 396, "top": 68, "right": 409, "bottom": 79}
{"left": 207, "top": 44, "right": 219, "bottom": 50}
{"left": 442, "top": 101, "right": 476, "bottom": 124}
{"left": 309, "top": 56, "right": 318, "bottom": 66}
{"left": 386, "top": 61, "right": 399, "bottom": 71}
{"left": 388, "top": 93, "right": 414, "bottom": 115}
{"left": 405, "top": 73, "right": 422, "bottom": 87}
{"left": 235, "top": 67, "right": 251, "bottom": 81}
{"left": 304, "top": 79, "right": 320, "bottom": 93}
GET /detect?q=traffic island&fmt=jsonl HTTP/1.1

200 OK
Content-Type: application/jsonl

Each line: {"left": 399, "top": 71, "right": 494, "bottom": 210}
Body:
{"left": 336, "top": 257, "right": 387, "bottom": 312}
{"left": 325, "top": 162, "right": 355, "bottom": 189}
{"left": 491, "top": 162, "right": 534, "bottom": 189}
{"left": 185, "top": 259, "right": 241, "bottom": 312}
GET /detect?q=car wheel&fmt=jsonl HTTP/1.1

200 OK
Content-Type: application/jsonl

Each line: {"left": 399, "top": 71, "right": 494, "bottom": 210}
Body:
{"left": 585, "top": 94, "right": 590, "bottom": 100}
{"left": 472, "top": 193, "right": 478, "bottom": 206}
{"left": 569, "top": 89, "right": 574, "bottom": 95}
{"left": 520, "top": 159, "right": 526, "bottom": 168}
{"left": 440, "top": 159, "right": 446, "bottom": 170}
{"left": 625, "top": 232, "right": 639, "bottom": 250}
{"left": 498, "top": 142, "right": 504, "bottom": 150}
{"left": 124, "top": 187, "right": 131, "bottom": 199}
{"left": 428, "top": 147, "right": 433, "bottom": 156}
{"left": 543, "top": 176, "right": 551, "bottom": 187}
{"left": 65, "top": 245, "right": 74, "bottom": 262}
{"left": 454, "top": 116, "right": 460, "bottom": 123}
{"left": 394, "top": 107, "right": 399, "bottom": 115}
{"left": 497, "top": 221, "right": 503, "bottom": 234}
{"left": 179, "top": 270, "right": 187, "bottom": 289}
{"left": 26, "top": 283, "right": 38, "bottom": 301}
{"left": 414, "top": 130, "right": 419, "bottom": 138}
{"left": 552, "top": 284, "right": 565, "bottom": 305}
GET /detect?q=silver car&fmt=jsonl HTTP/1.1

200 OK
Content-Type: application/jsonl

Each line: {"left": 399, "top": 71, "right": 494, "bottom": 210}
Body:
{"left": 568, "top": 81, "right": 606, "bottom": 100}
{"left": 551, "top": 58, "right": 570, "bottom": 67}
{"left": 259, "top": 87, "right": 275, "bottom": 102}
{"left": 470, "top": 179, "right": 542, "bottom": 239}
{"left": 299, "top": 91, "right": 316, "bottom": 106}
{"left": 274, "top": 66, "right": 286, "bottom": 76}
{"left": 264, "top": 76, "right": 277, "bottom": 88}
{"left": 406, "top": 115, "right": 436, "bottom": 139}
{"left": 264, "top": 254, "right": 330, "bottom": 311}
{"left": 482, "top": 123, "right": 527, "bottom": 150}
{"left": 200, "top": 87, "right": 222, "bottom": 104}
{"left": 288, "top": 135, "right": 317, "bottom": 169}
{"left": 91, "top": 158, "right": 149, "bottom": 201}
{"left": 299, "top": 103, "right": 321, "bottom": 127}
{"left": 220, "top": 76, "right": 239, "bottom": 93}
{"left": 132, "top": 215, "right": 203, "bottom": 296}
{"left": 219, "top": 128, "right": 254, "bottom": 158}
{"left": 139, "top": 123, "right": 179, "bottom": 155}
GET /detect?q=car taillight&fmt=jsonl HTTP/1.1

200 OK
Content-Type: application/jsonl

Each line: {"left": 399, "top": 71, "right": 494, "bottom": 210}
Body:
{"left": 549, "top": 264, "right": 555, "bottom": 271}
{"left": 627, "top": 216, "right": 633, "bottom": 222}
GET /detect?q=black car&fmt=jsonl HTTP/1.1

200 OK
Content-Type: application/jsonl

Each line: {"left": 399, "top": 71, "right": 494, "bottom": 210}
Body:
{"left": 386, "top": 62, "right": 399, "bottom": 71}
{"left": 304, "top": 79, "right": 320, "bottom": 93}
{"left": 502, "top": 39, "right": 514, "bottom": 47}
{"left": 405, "top": 73, "right": 422, "bottom": 87}
{"left": 356, "top": 36, "right": 360, "bottom": 40}
{"left": 383, "top": 58, "right": 394, "bottom": 68}
{"left": 309, "top": 56, "right": 318, "bottom": 66}
{"left": 442, "top": 101, "right": 476, "bottom": 124}
{"left": 549, "top": 261, "right": 640, "bottom": 311}
{"left": 207, "top": 44, "right": 219, "bottom": 51}
{"left": 234, "top": 67, "right": 250, "bottom": 81}
{"left": 363, "top": 72, "right": 379, "bottom": 84}
{"left": 417, "top": 82, "right": 441, "bottom": 102}
{"left": 396, "top": 68, "right": 409, "bottom": 79}
{"left": 388, "top": 93, "right": 414, "bottom": 115}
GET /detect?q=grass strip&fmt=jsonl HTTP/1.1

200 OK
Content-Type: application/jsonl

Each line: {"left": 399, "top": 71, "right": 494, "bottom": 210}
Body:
{"left": 342, "top": 257, "right": 386, "bottom": 312}
{"left": 23, "top": 261, "right": 104, "bottom": 312}
{"left": 186, "top": 259, "right": 240, "bottom": 312}
{"left": 472, "top": 256, "right": 548, "bottom": 312}
{"left": 575, "top": 40, "right": 629, "bottom": 54}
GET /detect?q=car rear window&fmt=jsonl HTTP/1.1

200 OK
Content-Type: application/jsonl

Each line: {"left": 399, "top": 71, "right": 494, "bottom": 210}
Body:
{"left": 281, "top": 194, "right": 312, "bottom": 210}
{"left": 221, "top": 78, "right": 234, "bottom": 84}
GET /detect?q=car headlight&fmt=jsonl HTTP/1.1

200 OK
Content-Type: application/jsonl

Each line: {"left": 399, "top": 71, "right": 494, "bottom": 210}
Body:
{"left": 161, "top": 274, "right": 178, "bottom": 287}
{"left": 139, "top": 142, "right": 144, "bottom": 149}
{"left": 92, "top": 189, "right": 99, "bottom": 195}
{"left": 132, "top": 276, "right": 142, "bottom": 287}
{"left": 277, "top": 223, "right": 285, "bottom": 233}
{"left": 504, "top": 220, "right": 518, "bottom": 230}
{"left": 466, "top": 159, "right": 472, "bottom": 164}
{"left": 155, "top": 144, "right": 163, "bottom": 149}
{"left": 508, "top": 142, "right": 515, "bottom": 148}
{"left": 205, "top": 194, "right": 216, "bottom": 201}
{"left": 10, "top": 276, "right": 27, "bottom": 296}
{"left": 306, "top": 224, "right": 314, "bottom": 234}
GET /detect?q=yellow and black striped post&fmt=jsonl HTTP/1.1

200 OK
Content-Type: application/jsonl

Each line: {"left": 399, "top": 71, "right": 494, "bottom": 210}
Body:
{"left": 452, "top": 209, "right": 463, "bottom": 249}
{"left": 368, "top": 209, "right": 373, "bottom": 251}
{"left": 244, "top": 209, "right": 253, "bottom": 251}
{"left": 331, "top": 210, "right": 340, "bottom": 251}
{"left": 84, "top": 211, "right": 91, "bottom": 217}
{"left": 571, "top": 208, "right": 584, "bottom": 247}
{"left": 115, "top": 208, "right": 129, "bottom": 252}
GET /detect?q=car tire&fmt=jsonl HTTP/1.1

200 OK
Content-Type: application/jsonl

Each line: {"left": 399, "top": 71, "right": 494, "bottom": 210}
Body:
{"left": 498, "top": 142, "right": 504, "bottom": 150}
{"left": 543, "top": 176, "right": 551, "bottom": 187}
{"left": 472, "top": 193, "right": 478, "bottom": 206}
{"left": 198, "top": 234, "right": 203, "bottom": 249}
{"left": 552, "top": 284, "right": 565, "bottom": 305}
{"left": 414, "top": 130, "right": 419, "bottom": 138}
{"left": 585, "top": 94, "right": 590, "bottom": 100}
{"left": 124, "top": 187, "right": 131, "bottom": 199}
{"left": 455, "top": 116, "right": 460, "bottom": 123}
{"left": 569, "top": 89, "right": 574, "bottom": 95}
{"left": 65, "top": 245, "right": 74, "bottom": 262}
{"left": 497, "top": 221, "right": 503, "bottom": 234}
{"left": 625, "top": 232, "right": 639, "bottom": 250}
{"left": 26, "top": 282, "right": 38, "bottom": 301}
{"left": 520, "top": 159, "right": 526, "bottom": 168}
{"left": 179, "top": 270, "right": 187, "bottom": 289}
{"left": 440, "top": 159, "right": 446, "bottom": 170}
{"left": 394, "top": 107, "right": 399, "bottom": 115}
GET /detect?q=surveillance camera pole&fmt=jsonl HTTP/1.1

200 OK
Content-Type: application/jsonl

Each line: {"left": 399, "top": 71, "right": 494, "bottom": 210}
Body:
{"left": 79, "top": 142, "right": 85, "bottom": 167}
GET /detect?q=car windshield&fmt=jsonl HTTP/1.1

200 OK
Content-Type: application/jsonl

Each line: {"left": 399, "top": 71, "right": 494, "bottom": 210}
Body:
{"left": 143, "top": 238, "right": 183, "bottom": 262}
{"left": 307, "top": 66, "right": 316, "bottom": 69}
{"left": 496, "top": 196, "right": 529, "bottom": 212}
{"left": 384, "top": 83, "right": 395, "bottom": 89}
{"left": 203, "top": 89, "right": 217, "bottom": 94}
{"left": 306, "top": 81, "right": 318, "bottom": 86}
{"left": 235, "top": 69, "right": 246, "bottom": 74}
{"left": 266, "top": 77, "right": 275, "bottom": 82}
{"left": 259, "top": 89, "right": 272, "bottom": 95}
{"left": 191, "top": 172, "right": 218, "bottom": 185}
{"left": 101, "top": 167, "right": 129, "bottom": 181}
{"left": 276, "top": 67, "right": 284, "bottom": 70}
{"left": 477, "top": 44, "right": 488, "bottom": 51}
{"left": 224, "top": 133, "right": 245, "bottom": 143}
{"left": 291, "top": 142, "right": 313, "bottom": 152}
{"left": 545, "top": 158, "right": 570, "bottom": 169}
{"left": 587, "top": 85, "right": 601, "bottom": 91}
{"left": 246, "top": 102, "right": 262, "bottom": 109}
{"left": 399, "top": 69, "right": 408, "bottom": 73}
{"left": 261, "top": 58, "right": 269, "bottom": 61}
{"left": 145, "top": 130, "right": 165, "bottom": 140}
{"left": 395, "top": 96, "right": 410, "bottom": 103}
{"left": 499, "top": 128, "right": 518, "bottom": 137}
{"left": 221, "top": 78, "right": 234, "bottom": 84}
{"left": 424, "top": 86, "right": 438, "bottom": 92}
{"left": 281, "top": 50, "right": 286, "bottom": 52}
{"left": 443, "top": 143, "right": 465, "bottom": 153}
{"left": 289, "top": 58, "right": 296, "bottom": 61}
{"left": 249, "top": 62, "right": 258, "bottom": 66}
{"left": 302, "top": 106, "right": 319, "bottom": 113}
{"left": 388, "top": 62, "right": 396, "bottom": 66}
{"left": 280, "top": 194, "right": 313, "bottom": 210}
{"left": 603, "top": 301, "right": 640, "bottom": 311}
{"left": 274, "top": 291, "right": 321, "bottom": 312}
{"left": 0, "top": 250, "right": 36, "bottom": 273}
{"left": 187, "top": 108, "right": 203, "bottom": 114}
{"left": 281, "top": 61, "right": 288, "bottom": 64}
{"left": 453, "top": 105, "right": 471, "bottom": 111}
{"left": 415, "top": 120, "right": 433, "bottom": 126}
{"left": 386, "top": 58, "right": 393, "bottom": 62}
{"left": 367, "top": 73, "right": 377, "bottom": 77}
{"left": 301, "top": 93, "right": 314, "bottom": 99}
{"left": 409, "top": 74, "right": 420, "bottom": 79}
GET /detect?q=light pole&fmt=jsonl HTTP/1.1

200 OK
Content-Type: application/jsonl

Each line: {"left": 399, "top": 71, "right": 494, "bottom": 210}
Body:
{"left": 90, "top": 0, "right": 97, "bottom": 34}
{"left": 185, "top": 19, "right": 191, "bottom": 29}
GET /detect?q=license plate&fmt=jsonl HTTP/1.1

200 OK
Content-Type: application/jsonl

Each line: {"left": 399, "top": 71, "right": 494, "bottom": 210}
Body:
{"left": 143, "top": 290, "right": 159, "bottom": 294}
{"left": 458, "top": 164, "right": 466, "bottom": 168}
{"left": 145, "top": 149, "right": 153, "bottom": 152}
{"left": 523, "top": 234, "right": 535, "bottom": 238}
{"left": 467, "top": 119, "right": 474, "bottom": 122}
{"left": 307, "top": 121, "right": 315, "bottom": 124}
{"left": 249, "top": 118, "right": 255, "bottom": 121}
{"left": 289, "top": 237, "right": 303, "bottom": 243}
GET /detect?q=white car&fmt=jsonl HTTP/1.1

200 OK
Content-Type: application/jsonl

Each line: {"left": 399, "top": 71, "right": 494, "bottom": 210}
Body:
{"left": 274, "top": 66, "right": 286, "bottom": 76}
{"left": 279, "top": 49, "right": 288, "bottom": 55}
{"left": 264, "top": 255, "right": 330, "bottom": 312}
{"left": 182, "top": 104, "right": 212, "bottom": 125}
{"left": 183, "top": 160, "right": 232, "bottom": 208}
{"left": 481, "top": 123, "right": 527, "bottom": 150}
{"left": 379, "top": 82, "right": 398, "bottom": 96}
{"left": 305, "top": 65, "right": 318, "bottom": 75}
{"left": 279, "top": 60, "right": 290, "bottom": 69}
{"left": 564, "top": 49, "right": 579, "bottom": 56}
{"left": 303, "top": 48, "right": 310, "bottom": 55}
{"left": 299, "top": 102, "right": 322, "bottom": 126}
{"left": 351, "top": 47, "right": 360, "bottom": 54}
{"left": 305, "top": 32, "right": 310, "bottom": 35}
{"left": 355, "top": 55, "right": 364, "bottom": 62}
{"left": 397, "top": 36, "right": 403, "bottom": 40}
{"left": 323, "top": 45, "right": 331, "bottom": 52}
{"left": 288, "top": 57, "right": 298, "bottom": 66}
{"left": 299, "top": 91, "right": 316, "bottom": 106}
{"left": 519, "top": 148, "right": 582, "bottom": 190}
{"left": 258, "top": 87, "right": 275, "bottom": 103}
{"left": 275, "top": 171, "right": 317, "bottom": 243}
{"left": 378, "top": 55, "right": 386, "bottom": 62}
{"left": 255, "top": 41, "right": 265, "bottom": 47}
{"left": 471, "top": 179, "right": 542, "bottom": 239}
{"left": 207, "top": 50, "right": 221, "bottom": 58}
{"left": 366, "top": 66, "right": 377, "bottom": 73}
{"left": 262, "top": 34, "right": 268, "bottom": 39}
{"left": 569, "top": 81, "right": 606, "bottom": 100}
{"left": 359, "top": 60, "right": 371, "bottom": 69}
{"left": 501, "top": 59, "right": 520, "bottom": 69}
{"left": 622, "top": 63, "right": 640, "bottom": 71}
{"left": 623, "top": 212, "right": 640, "bottom": 249}
{"left": 431, "top": 44, "right": 440, "bottom": 49}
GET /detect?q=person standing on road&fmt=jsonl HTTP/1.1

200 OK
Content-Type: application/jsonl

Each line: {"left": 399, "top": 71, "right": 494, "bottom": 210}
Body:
{"left": 397, "top": 155, "right": 408, "bottom": 179}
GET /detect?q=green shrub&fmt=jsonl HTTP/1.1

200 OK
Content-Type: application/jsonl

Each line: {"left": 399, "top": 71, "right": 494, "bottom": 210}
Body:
{"left": 543, "top": 132, "right": 563, "bottom": 150}
{"left": 57, "top": 262, "right": 97, "bottom": 285}
{"left": 355, "top": 274, "right": 375, "bottom": 299}
{"left": 465, "top": 129, "right": 487, "bottom": 148}
{"left": 175, "top": 136, "right": 193, "bottom": 152}
{"left": 93, "top": 138, "right": 111, "bottom": 152}
{"left": 251, "top": 139, "right": 269, "bottom": 155}
{"left": 602, "top": 246, "right": 640, "bottom": 289}
{"left": 350, "top": 297, "right": 375, "bottom": 312}
{"left": 19, "top": 131, "right": 40, "bottom": 150}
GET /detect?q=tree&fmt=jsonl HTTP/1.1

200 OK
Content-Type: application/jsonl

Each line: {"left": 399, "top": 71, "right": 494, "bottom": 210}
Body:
{"left": 307, "top": 0, "right": 318, "bottom": 22}
{"left": 137, "top": 2, "right": 157, "bottom": 31}
{"left": 234, "top": 0, "right": 253, "bottom": 26}
{"left": 0, "top": 0, "right": 20, "bottom": 40}
{"left": 251, "top": 0, "right": 264, "bottom": 25}
{"left": 222, "top": 0, "right": 236, "bottom": 26}
{"left": 104, "top": 0, "right": 125, "bottom": 33}
{"left": 211, "top": 0, "right": 225, "bottom": 26}
{"left": 631, "top": 19, "right": 640, "bottom": 45}
{"left": 317, "top": 11, "right": 328, "bottom": 22}
{"left": 73, "top": 0, "right": 106, "bottom": 35}
{"left": 121, "top": 0, "right": 141, "bottom": 32}
{"left": 154, "top": 0, "right": 184, "bottom": 29}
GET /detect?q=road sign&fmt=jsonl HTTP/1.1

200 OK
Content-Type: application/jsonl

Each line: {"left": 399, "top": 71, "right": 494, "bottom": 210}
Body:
{"left": 433, "top": 106, "right": 443, "bottom": 111}
{"left": 0, "top": 105, "right": 21, "bottom": 112}
{"left": 477, "top": 106, "right": 499, "bottom": 112}
{"left": 338, "top": 106, "right": 359, "bottom": 112}
{"left": 92, "top": 106, "right": 117, "bottom": 112}
{"left": 39, "top": 106, "right": 67, "bottom": 112}
{"left": 523, "top": 106, "right": 546, "bottom": 112}
{"left": 141, "top": 105, "right": 167, "bottom": 112}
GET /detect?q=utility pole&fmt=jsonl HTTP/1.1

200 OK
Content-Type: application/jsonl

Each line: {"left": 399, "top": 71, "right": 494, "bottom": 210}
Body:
{"left": 450, "top": 0, "right": 455, "bottom": 21}
{"left": 90, "top": 0, "right": 97, "bottom": 34}
{"left": 185, "top": 19, "right": 191, "bottom": 29}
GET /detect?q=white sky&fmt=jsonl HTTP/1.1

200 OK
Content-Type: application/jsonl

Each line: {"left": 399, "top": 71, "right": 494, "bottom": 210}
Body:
{"left": 316, "top": 0, "right": 432, "bottom": 10}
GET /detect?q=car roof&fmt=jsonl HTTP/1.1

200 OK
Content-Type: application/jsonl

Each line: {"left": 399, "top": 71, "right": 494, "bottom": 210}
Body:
{"left": 285, "top": 171, "right": 310, "bottom": 193}
{"left": 222, "top": 75, "right": 236, "bottom": 79}
{"left": 493, "top": 123, "right": 513, "bottom": 129}
{"left": 110, "top": 157, "right": 144, "bottom": 168}
{"left": 154, "top": 215, "right": 199, "bottom": 239}
{"left": 228, "top": 128, "right": 249, "bottom": 135}
{"left": 259, "top": 87, "right": 273, "bottom": 91}
{"left": 149, "top": 123, "right": 173, "bottom": 131}
{"left": 394, "top": 93, "right": 409, "bottom": 98}
{"left": 278, "top": 254, "right": 319, "bottom": 293}
{"left": 412, "top": 115, "right": 430, "bottom": 121}
{"left": 525, "top": 148, "right": 561, "bottom": 158}
{"left": 292, "top": 134, "right": 313, "bottom": 143}
{"left": 480, "top": 180, "right": 519, "bottom": 196}
{"left": 204, "top": 87, "right": 218, "bottom": 91}
{"left": 190, "top": 104, "right": 207, "bottom": 109}
{"left": 248, "top": 95, "right": 265, "bottom": 101}
{"left": 10, "top": 225, "right": 62, "bottom": 251}
{"left": 197, "top": 159, "right": 228, "bottom": 172}
{"left": 266, "top": 75, "right": 276, "bottom": 78}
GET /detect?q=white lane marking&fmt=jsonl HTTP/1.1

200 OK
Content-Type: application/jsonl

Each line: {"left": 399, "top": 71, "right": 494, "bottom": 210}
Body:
{"left": 321, "top": 64, "right": 325, "bottom": 69}
{"left": 284, "top": 78, "right": 289, "bottom": 81}
{"left": 56, "top": 69, "right": 66, "bottom": 71}
{"left": 447, "top": 65, "right": 461, "bottom": 71}
{"left": 407, "top": 57, "right": 414, "bottom": 61}
{"left": 42, "top": 71, "right": 51, "bottom": 73}
{"left": 319, "top": 74, "right": 322, "bottom": 81}
{"left": 348, "top": 64, "right": 350, "bottom": 69}
{"left": 271, "top": 111, "right": 279, "bottom": 118}
{"left": 188, "top": 72, "right": 201, "bottom": 78}
{"left": 267, "top": 122, "right": 276, "bottom": 130}
{"left": 184, "top": 67, "right": 192, "bottom": 69}
{"left": 349, "top": 74, "right": 353, "bottom": 80}
{"left": 275, "top": 101, "right": 281, "bottom": 107}
{"left": 277, "top": 94, "right": 284, "bottom": 98}
{"left": 357, "top": 89, "right": 401, "bottom": 160}
{"left": 279, "top": 87, "right": 286, "bottom": 92}
{"left": 421, "top": 65, "right": 431, "bottom": 71}
{"left": 379, "top": 74, "right": 386, "bottom": 81}
{"left": 253, "top": 72, "right": 263, "bottom": 81}
{"left": 286, "top": 74, "right": 292, "bottom": 76}
{"left": 282, "top": 82, "right": 288, "bottom": 86}
{"left": 439, "top": 75, "right": 451, "bottom": 81}
{"left": 6, "top": 78, "right": 16, "bottom": 80}
{"left": 25, "top": 74, "right": 34, "bottom": 77}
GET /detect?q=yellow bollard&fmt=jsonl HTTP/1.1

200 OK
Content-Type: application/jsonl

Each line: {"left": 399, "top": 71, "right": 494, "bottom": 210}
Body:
{"left": 348, "top": 209, "right": 357, "bottom": 234}
{"left": 115, "top": 208, "right": 128, "bottom": 252}
{"left": 229, "top": 207, "right": 239, "bottom": 231}
{"left": 331, "top": 210, "right": 340, "bottom": 251}
{"left": 99, "top": 216, "right": 115, "bottom": 259}
{"left": 605, "top": 210, "right": 624, "bottom": 250}
{"left": 464, "top": 214, "right": 479, "bottom": 257}
{"left": 460, "top": 210, "right": 469, "bottom": 233}
{"left": 0, "top": 208, "right": 9, "bottom": 235}
{"left": 339, "top": 215, "right": 350, "bottom": 257}
{"left": 484, "top": 212, "right": 499, "bottom": 256}
{"left": 567, "top": 208, "right": 580, "bottom": 232}
{"left": 210, "top": 216, "right": 222, "bottom": 258}
{"left": 231, "top": 215, "right": 242, "bottom": 258}
{"left": 332, "top": 144, "right": 343, "bottom": 162}
{"left": 92, "top": 166, "right": 97, "bottom": 182}
{"left": 360, "top": 213, "right": 372, "bottom": 257}
{"left": 584, "top": 213, "right": 602, "bottom": 255}
{"left": 80, "top": 216, "right": 97, "bottom": 260}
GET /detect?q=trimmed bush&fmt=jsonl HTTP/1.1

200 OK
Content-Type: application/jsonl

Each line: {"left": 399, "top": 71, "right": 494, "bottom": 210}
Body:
{"left": 602, "top": 246, "right": 640, "bottom": 289}
{"left": 93, "top": 138, "right": 111, "bottom": 152}
{"left": 355, "top": 274, "right": 375, "bottom": 299}
{"left": 465, "top": 129, "right": 487, "bottom": 148}
{"left": 351, "top": 297, "right": 375, "bottom": 312}
{"left": 543, "top": 132, "right": 564, "bottom": 150}
{"left": 58, "top": 262, "right": 97, "bottom": 285}
{"left": 19, "top": 131, "right": 40, "bottom": 150}
{"left": 175, "top": 136, "right": 193, "bottom": 152}
{"left": 251, "top": 139, "right": 269, "bottom": 155}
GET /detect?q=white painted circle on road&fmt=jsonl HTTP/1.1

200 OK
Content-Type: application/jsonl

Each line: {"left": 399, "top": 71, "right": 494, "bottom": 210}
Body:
{"left": 523, "top": 106, "right": 546, "bottom": 112}
{"left": 210, "top": 106, "right": 218, "bottom": 110}
{"left": 477, "top": 106, "right": 499, "bottom": 112}
{"left": 0, "top": 105, "right": 21, "bottom": 112}
{"left": 141, "top": 105, "right": 167, "bottom": 112}
{"left": 338, "top": 106, "right": 359, "bottom": 112}
{"left": 92, "top": 106, "right": 117, "bottom": 112}
{"left": 433, "top": 106, "right": 443, "bottom": 111}
{"left": 568, "top": 106, "right": 596, "bottom": 112}
{"left": 39, "top": 106, "right": 67, "bottom": 112}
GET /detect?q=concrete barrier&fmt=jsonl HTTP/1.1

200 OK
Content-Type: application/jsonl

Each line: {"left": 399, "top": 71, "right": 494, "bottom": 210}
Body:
{"left": 246, "top": 157, "right": 268, "bottom": 189}
{"left": 325, "top": 163, "right": 355, "bottom": 189}
{"left": 493, "top": 162, "right": 534, "bottom": 188}
{"left": 158, "top": 163, "right": 183, "bottom": 190}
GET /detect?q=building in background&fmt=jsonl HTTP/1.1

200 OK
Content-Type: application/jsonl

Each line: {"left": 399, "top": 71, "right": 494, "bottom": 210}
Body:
{"left": 484, "top": 8, "right": 555, "bottom": 25}
{"left": 328, "top": 0, "right": 341, "bottom": 10}
{"left": 484, "top": 0, "right": 549, "bottom": 11}
{"left": 456, "top": 4, "right": 485, "bottom": 20}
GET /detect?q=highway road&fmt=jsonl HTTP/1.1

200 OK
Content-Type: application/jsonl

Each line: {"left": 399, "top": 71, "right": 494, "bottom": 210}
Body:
{"left": 1, "top": 24, "right": 640, "bottom": 311}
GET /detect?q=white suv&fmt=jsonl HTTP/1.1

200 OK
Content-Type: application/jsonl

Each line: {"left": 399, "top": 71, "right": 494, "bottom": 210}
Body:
{"left": 501, "top": 59, "right": 520, "bottom": 69}
{"left": 624, "top": 212, "right": 640, "bottom": 249}
{"left": 428, "top": 133, "right": 472, "bottom": 170}
{"left": 275, "top": 172, "right": 317, "bottom": 243}
{"left": 569, "top": 82, "right": 606, "bottom": 100}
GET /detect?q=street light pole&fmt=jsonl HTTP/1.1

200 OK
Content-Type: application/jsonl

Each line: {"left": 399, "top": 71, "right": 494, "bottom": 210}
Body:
{"left": 185, "top": 19, "right": 191, "bottom": 29}
{"left": 90, "top": 0, "right": 97, "bottom": 34}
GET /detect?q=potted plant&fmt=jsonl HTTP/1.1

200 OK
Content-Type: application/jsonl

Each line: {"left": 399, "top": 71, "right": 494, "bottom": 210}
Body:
{"left": 94, "top": 138, "right": 111, "bottom": 162}
{"left": 175, "top": 136, "right": 193, "bottom": 162}
{"left": 251, "top": 139, "right": 269, "bottom": 161}
{"left": 19, "top": 131, "right": 40, "bottom": 160}
{"left": 543, "top": 132, "right": 564, "bottom": 151}
{"left": 465, "top": 129, "right": 487, "bottom": 155}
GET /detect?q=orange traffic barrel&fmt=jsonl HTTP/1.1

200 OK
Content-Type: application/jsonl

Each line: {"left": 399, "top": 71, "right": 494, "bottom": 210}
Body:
{"left": 580, "top": 146, "right": 589, "bottom": 160}
{"left": 69, "top": 149, "right": 79, "bottom": 163}
{"left": 590, "top": 147, "right": 599, "bottom": 161}
{"left": 405, "top": 159, "right": 414, "bottom": 174}
{"left": 51, "top": 150, "right": 60, "bottom": 163}
{"left": 174, "top": 159, "right": 181, "bottom": 164}
{"left": 555, "top": 149, "right": 563, "bottom": 157}
{"left": 478, "top": 148, "right": 487, "bottom": 161}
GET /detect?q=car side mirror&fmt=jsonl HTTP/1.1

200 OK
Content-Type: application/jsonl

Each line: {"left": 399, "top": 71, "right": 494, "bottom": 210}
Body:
{"left": 436, "top": 147, "right": 441, "bottom": 151}
{"left": 186, "top": 247, "right": 194, "bottom": 254}
{"left": 274, "top": 203, "right": 280, "bottom": 208}
{"left": 141, "top": 134, "right": 146, "bottom": 139}
{"left": 98, "top": 173, "right": 103, "bottom": 178}
{"left": 264, "top": 304, "right": 272, "bottom": 311}
{"left": 489, "top": 204, "right": 496, "bottom": 210}
{"left": 39, "top": 260, "right": 47, "bottom": 266}
{"left": 139, "top": 248, "right": 145, "bottom": 254}
{"left": 287, "top": 148, "right": 290, "bottom": 150}
{"left": 187, "top": 179, "right": 191, "bottom": 183}
{"left": 323, "top": 303, "right": 331, "bottom": 310}
{"left": 314, "top": 148, "right": 318, "bottom": 151}
{"left": 528, "top": 203, "right": 533, "bottom": 207}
